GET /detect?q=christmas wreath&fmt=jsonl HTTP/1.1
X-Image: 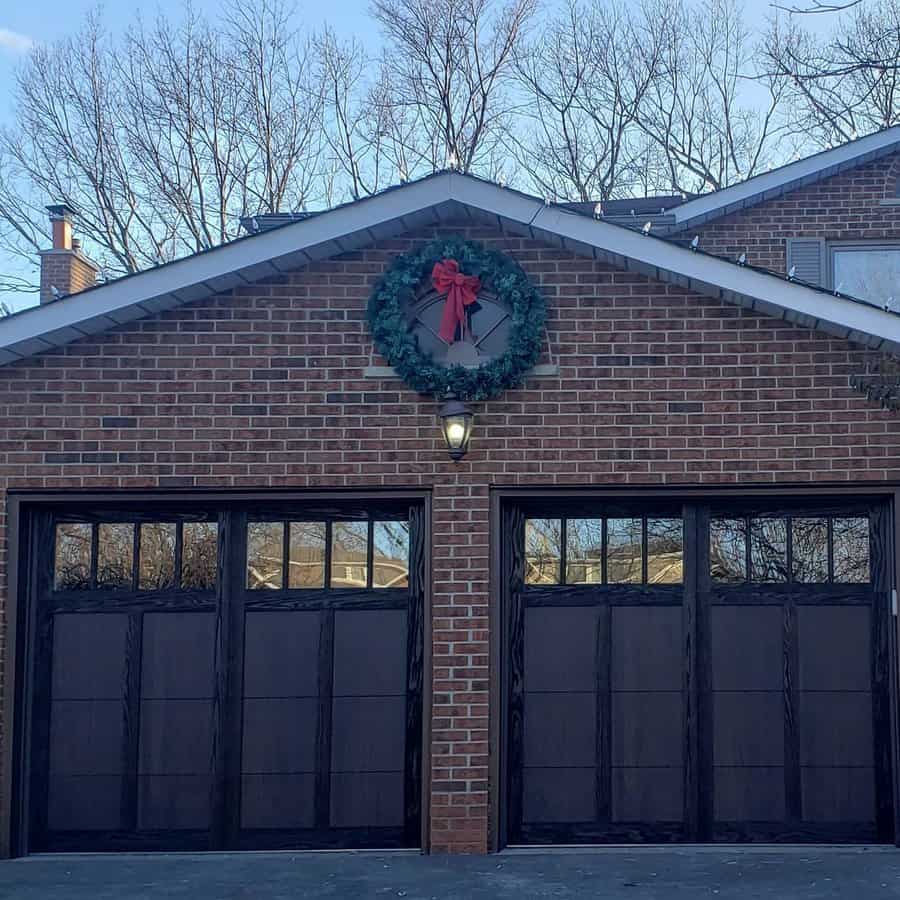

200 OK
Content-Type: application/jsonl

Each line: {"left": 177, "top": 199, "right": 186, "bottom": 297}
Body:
{"left": 367, "top": 237, "right": 546, "bottom": 401}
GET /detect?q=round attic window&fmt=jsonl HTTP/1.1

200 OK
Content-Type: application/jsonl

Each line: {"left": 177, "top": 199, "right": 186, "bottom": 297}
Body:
{"left": 406, "top": 284, "right": 513, "bottom": 369}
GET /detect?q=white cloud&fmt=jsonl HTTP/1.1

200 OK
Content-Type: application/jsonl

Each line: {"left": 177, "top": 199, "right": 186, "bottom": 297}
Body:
{"left": 0, "top": 28, "right": 34, "bottom": 54}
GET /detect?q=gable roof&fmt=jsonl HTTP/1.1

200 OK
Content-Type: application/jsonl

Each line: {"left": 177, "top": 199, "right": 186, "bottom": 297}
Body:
{"left": 2, "top": 170, "right": 900, "bottom": 367}
{"left": 667, "top": 125, "right": 900, "bottom": 233}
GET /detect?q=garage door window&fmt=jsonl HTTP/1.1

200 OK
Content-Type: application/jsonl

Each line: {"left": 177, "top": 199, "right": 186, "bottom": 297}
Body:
{"left": 711, "top": 515, "right": 869, "bottom": 584}
{"left": 53, "top": 520, "right": 218, "bottom": 592}
{"left": 247, "top": 518, "right": 409, "bottom": 590}
{"left": 525, "top": 516, "right": 684, "bottom": 586}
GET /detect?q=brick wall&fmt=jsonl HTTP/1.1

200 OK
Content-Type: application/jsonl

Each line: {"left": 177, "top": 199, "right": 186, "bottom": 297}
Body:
{"left": 693, "top": 151, "right": 900, "bottom": 273}
{"left": 4, "top": 222, "right": 900, "bottom": 853}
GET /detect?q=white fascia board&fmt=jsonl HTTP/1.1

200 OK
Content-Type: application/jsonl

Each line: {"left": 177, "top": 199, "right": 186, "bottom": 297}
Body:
{"left": 0, "top": 173, "right": 456, "bottom": 358}
{"left": 531, "top": 204, "right": 900, "bottom": 353}
{"left": 670, "top": 126, "right": 900, "bottom": 231}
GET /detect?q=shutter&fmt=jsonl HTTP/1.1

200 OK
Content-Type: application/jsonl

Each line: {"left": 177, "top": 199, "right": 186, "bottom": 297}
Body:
{"left": 786, "top": 237, "right": 826, "bottom": 286}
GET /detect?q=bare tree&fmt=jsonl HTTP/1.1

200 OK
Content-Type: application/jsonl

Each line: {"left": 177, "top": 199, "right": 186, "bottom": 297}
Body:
{"left": 0, "top": 0, "right": 326, "bottom": 283}
{"left": 318, "top": 28, "right": 393, "bottom": 201}
{"left": 371, "top": 0, "right": 538, "bottom": 175}
{"left": 227, "top": 0, "right": 326, "bottom": 212}
{"left": 511, "top": 0, "right": 664, "bottom": 202}
{"left": 763, "top": 0, "right": 900, "bottom": 147}
{"left": 635, "top": 0, "right": 791, "bottom": 193}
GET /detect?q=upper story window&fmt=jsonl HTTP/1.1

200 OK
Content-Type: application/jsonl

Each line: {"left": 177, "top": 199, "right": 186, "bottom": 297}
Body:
{"left": 832, "top": 244, "right": 900, "bottom": 307}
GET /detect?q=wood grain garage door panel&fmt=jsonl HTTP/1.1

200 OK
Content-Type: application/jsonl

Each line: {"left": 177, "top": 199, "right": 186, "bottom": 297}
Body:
{"left": 28, "top": 503, "right": 424, "bottom": 852}
{"left": 506, "top": 499, "right": 892, "bottom": 846}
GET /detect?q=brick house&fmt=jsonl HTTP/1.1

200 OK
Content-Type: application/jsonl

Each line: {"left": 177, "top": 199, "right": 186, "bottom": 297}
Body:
{"left": 2, "top": 127, "right": 900, "bottom": 856}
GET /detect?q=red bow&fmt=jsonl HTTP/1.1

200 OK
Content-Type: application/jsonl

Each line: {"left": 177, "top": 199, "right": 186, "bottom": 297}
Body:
{"left": 432, "top": 258, "right": 481, "bottom": 343}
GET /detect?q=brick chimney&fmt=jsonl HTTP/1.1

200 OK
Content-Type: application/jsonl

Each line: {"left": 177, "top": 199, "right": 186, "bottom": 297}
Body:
{"left": 39, "top": 204, "right": 99, "bottom": 303}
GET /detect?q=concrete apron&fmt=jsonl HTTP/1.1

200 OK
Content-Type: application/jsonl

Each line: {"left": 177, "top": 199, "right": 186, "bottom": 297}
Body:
{"left": 1, "top": 846, "right": 899, "bottom": 900}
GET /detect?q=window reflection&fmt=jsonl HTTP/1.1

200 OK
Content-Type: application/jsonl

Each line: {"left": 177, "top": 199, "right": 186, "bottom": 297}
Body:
{"left": 139, "top": 523, "right": 177, "bottom": 590}
{"left": 750, "top": 518, "right": 788, "bottom": 583}
{"left": 565, "top": 519, "right": 602, "bottom": 584}
{"left": 710, "top": 518, "right": 747, "bottom": 583}
{"left": 792, "top": 518, "right": 828, "bottom": 583}
{"left": 833, "top": 517, "right": 870, "bottom": 583}
{"left": 373, "top": 521, "right": 410, "bottom": 588}
{"left": 54, "top": 523, "right": 93, "bottom": 590}
{"left": 247, "top": 522, "right": 284, "bottom": 590}
{"left": 182, "top": 522, "right": 218, "bottom": 589}
{"left": 833, "top": 247, "right": 900, "bottom": 307}
{"left": 607, "top": 518, "right": 642, "bottom": 584}
{"left": 288, "top": 522, "right": 326, "bottom": 588}
{"left": 647, "top": 519, "right": 683, "bottom": 584}
{"left": 331, "top": 521, "right": 369, "bottom": 588}
{"left": 97, "top": 523, "right": 134, "bottom": 589}
{"left": 525, "top": 519, "right": 561, "bottom": 584}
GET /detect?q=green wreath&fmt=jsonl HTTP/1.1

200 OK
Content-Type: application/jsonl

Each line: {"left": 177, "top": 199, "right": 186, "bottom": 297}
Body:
{"left": 367, "top": 237, "right": 546, "bottom": 401}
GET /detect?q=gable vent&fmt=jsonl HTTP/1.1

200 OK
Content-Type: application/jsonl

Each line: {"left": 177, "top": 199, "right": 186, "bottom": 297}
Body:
{"left": 786, "top": 237, "right": 826, "bottom": 286}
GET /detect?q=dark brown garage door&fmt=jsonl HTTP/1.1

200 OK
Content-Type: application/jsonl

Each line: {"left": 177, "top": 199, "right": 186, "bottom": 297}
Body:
{"left": 504, "top": 498, "right": 895, "bottom": 845}
{"left": 23, "top": 501, "right": 424, "bottom": 853}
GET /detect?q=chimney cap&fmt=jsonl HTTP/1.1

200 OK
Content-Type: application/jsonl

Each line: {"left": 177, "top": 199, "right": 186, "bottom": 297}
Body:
{"left": 46, "top": 203, "right": 78, "bottom": 220}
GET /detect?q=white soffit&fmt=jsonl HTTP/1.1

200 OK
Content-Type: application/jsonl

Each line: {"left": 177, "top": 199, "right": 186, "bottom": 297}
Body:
{"left": 2, "top": 170, "right": 900, "bottom": 365}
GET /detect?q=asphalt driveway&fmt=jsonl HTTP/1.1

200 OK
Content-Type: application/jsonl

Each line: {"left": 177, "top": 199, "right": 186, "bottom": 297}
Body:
{"left": 1, "top": 846, "right": 899, "bottom": 899}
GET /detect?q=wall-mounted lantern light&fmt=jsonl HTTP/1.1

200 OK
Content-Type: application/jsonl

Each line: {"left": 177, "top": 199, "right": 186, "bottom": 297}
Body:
{"left": 438, "top": 393, "right": 474, "bottom": 461}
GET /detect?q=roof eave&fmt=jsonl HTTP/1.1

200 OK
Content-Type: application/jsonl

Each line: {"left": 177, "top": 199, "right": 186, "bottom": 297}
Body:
{"left": 669, "top": 126, "right": 900, "bottom": 233}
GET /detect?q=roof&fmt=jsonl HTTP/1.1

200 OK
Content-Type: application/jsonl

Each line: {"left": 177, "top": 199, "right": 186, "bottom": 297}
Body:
{"left": 561, "top": 195, "right": 688, "bottom": 218}
{"left": 667, "top": 124, "right": 900, "bottom": 233}
{"left": 2, "top": 169, "right": 900, "bottom": 366}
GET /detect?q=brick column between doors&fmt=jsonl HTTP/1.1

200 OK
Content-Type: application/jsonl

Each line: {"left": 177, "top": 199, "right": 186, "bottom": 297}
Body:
{"left": 429, "top": 478, "right": 491, "bottom": 853}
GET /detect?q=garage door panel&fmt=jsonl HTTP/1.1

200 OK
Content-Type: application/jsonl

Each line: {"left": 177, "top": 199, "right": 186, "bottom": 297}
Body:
{"left": 139, "top": 700, "right": 214, "bottom": 774}
{"left": 713, "top": 692, "right": 784, "bottom": 767}
{"left": 141, "top": 613, "right": 216, "bottom": 699}
{"left": 331, "top": 696, "right": 406, "bottom": 773}
{"left": 523, "top": 692, "right": 596, "bottom": 768}
{"left": 711, "top": 606, "right": 783, "bottom": 691}
{"left": 138, "top": 774, "right": 211, "bottom": 830}
{"left": 333, "top": 609, "right": 408, "bottom": 697}
{"left": 523, "top": 768, "right": 597, "bottom": 823}
{"left": 330, "top": 772, "right": 404, "bottom": 828}
{"left": 241, "top": 698, "right": 318, "bottom": 773}
{"left": 611, "top": 607, "right": 681, "bottom": 691}
{"left": 801, "top": 766, "right": 875, "bottom": 822}
{"left": 612, "top": 767, "right": 683, "bottom": 822}
{"left": 49, "top": 700, "right": 124, "bottom": 775}
{"left": 47, "top": 776, "right": 123, "bottom": 831}
{"left": 798, "top": 692, "right": 874, "bottom": 766}
{"left": 243, "top": 611, "right": 319, "bottom": 698}
{"left": 51, "top": 614, "right": 128, "bottom": 699}
{"left": 240, "top": 774, "right": 316, "bottom": 829}
{"left": 525, "top": 607, "right": 599, "bottom": 693}
{"left": 714, "top": 766, "right": 785, "bottom": 821}
{"left": 797, "top": 606, "right": 871, "bottom": 692}
{"left": 611, "top": 692, "right": 683, "bottom": 767}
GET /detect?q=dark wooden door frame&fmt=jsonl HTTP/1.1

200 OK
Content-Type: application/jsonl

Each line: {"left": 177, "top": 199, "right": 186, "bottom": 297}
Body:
{"left": 489, "top": 483, "right": 900, "bottom": 852}
{"left": 2, "top": 488, "right": 432, "bottom": 859}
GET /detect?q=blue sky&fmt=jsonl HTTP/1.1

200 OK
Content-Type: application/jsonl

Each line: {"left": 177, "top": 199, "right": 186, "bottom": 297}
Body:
{"left": 0, "top": 1, "right": 842, "bottom": 311}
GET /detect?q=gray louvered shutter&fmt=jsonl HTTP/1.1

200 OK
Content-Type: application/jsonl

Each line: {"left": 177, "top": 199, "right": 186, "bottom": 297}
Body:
{"left": 786, "top": 237, "right": 826, "bottom": 286}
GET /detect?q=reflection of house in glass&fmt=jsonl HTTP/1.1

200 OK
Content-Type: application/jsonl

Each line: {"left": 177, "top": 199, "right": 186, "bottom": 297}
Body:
{"left": 247, "top": 519, "right": 409, "bottom": 590}
{"left": 525, "top": 516, "right": 684, "bottom": 586}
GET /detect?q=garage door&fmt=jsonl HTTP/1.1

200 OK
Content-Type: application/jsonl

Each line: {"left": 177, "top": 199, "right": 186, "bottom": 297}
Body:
{"left": 25, "top": 502, "right": 424, "bottom": 852}
{"left": 504, "top": 498, "right": 894, "bottom": 844}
